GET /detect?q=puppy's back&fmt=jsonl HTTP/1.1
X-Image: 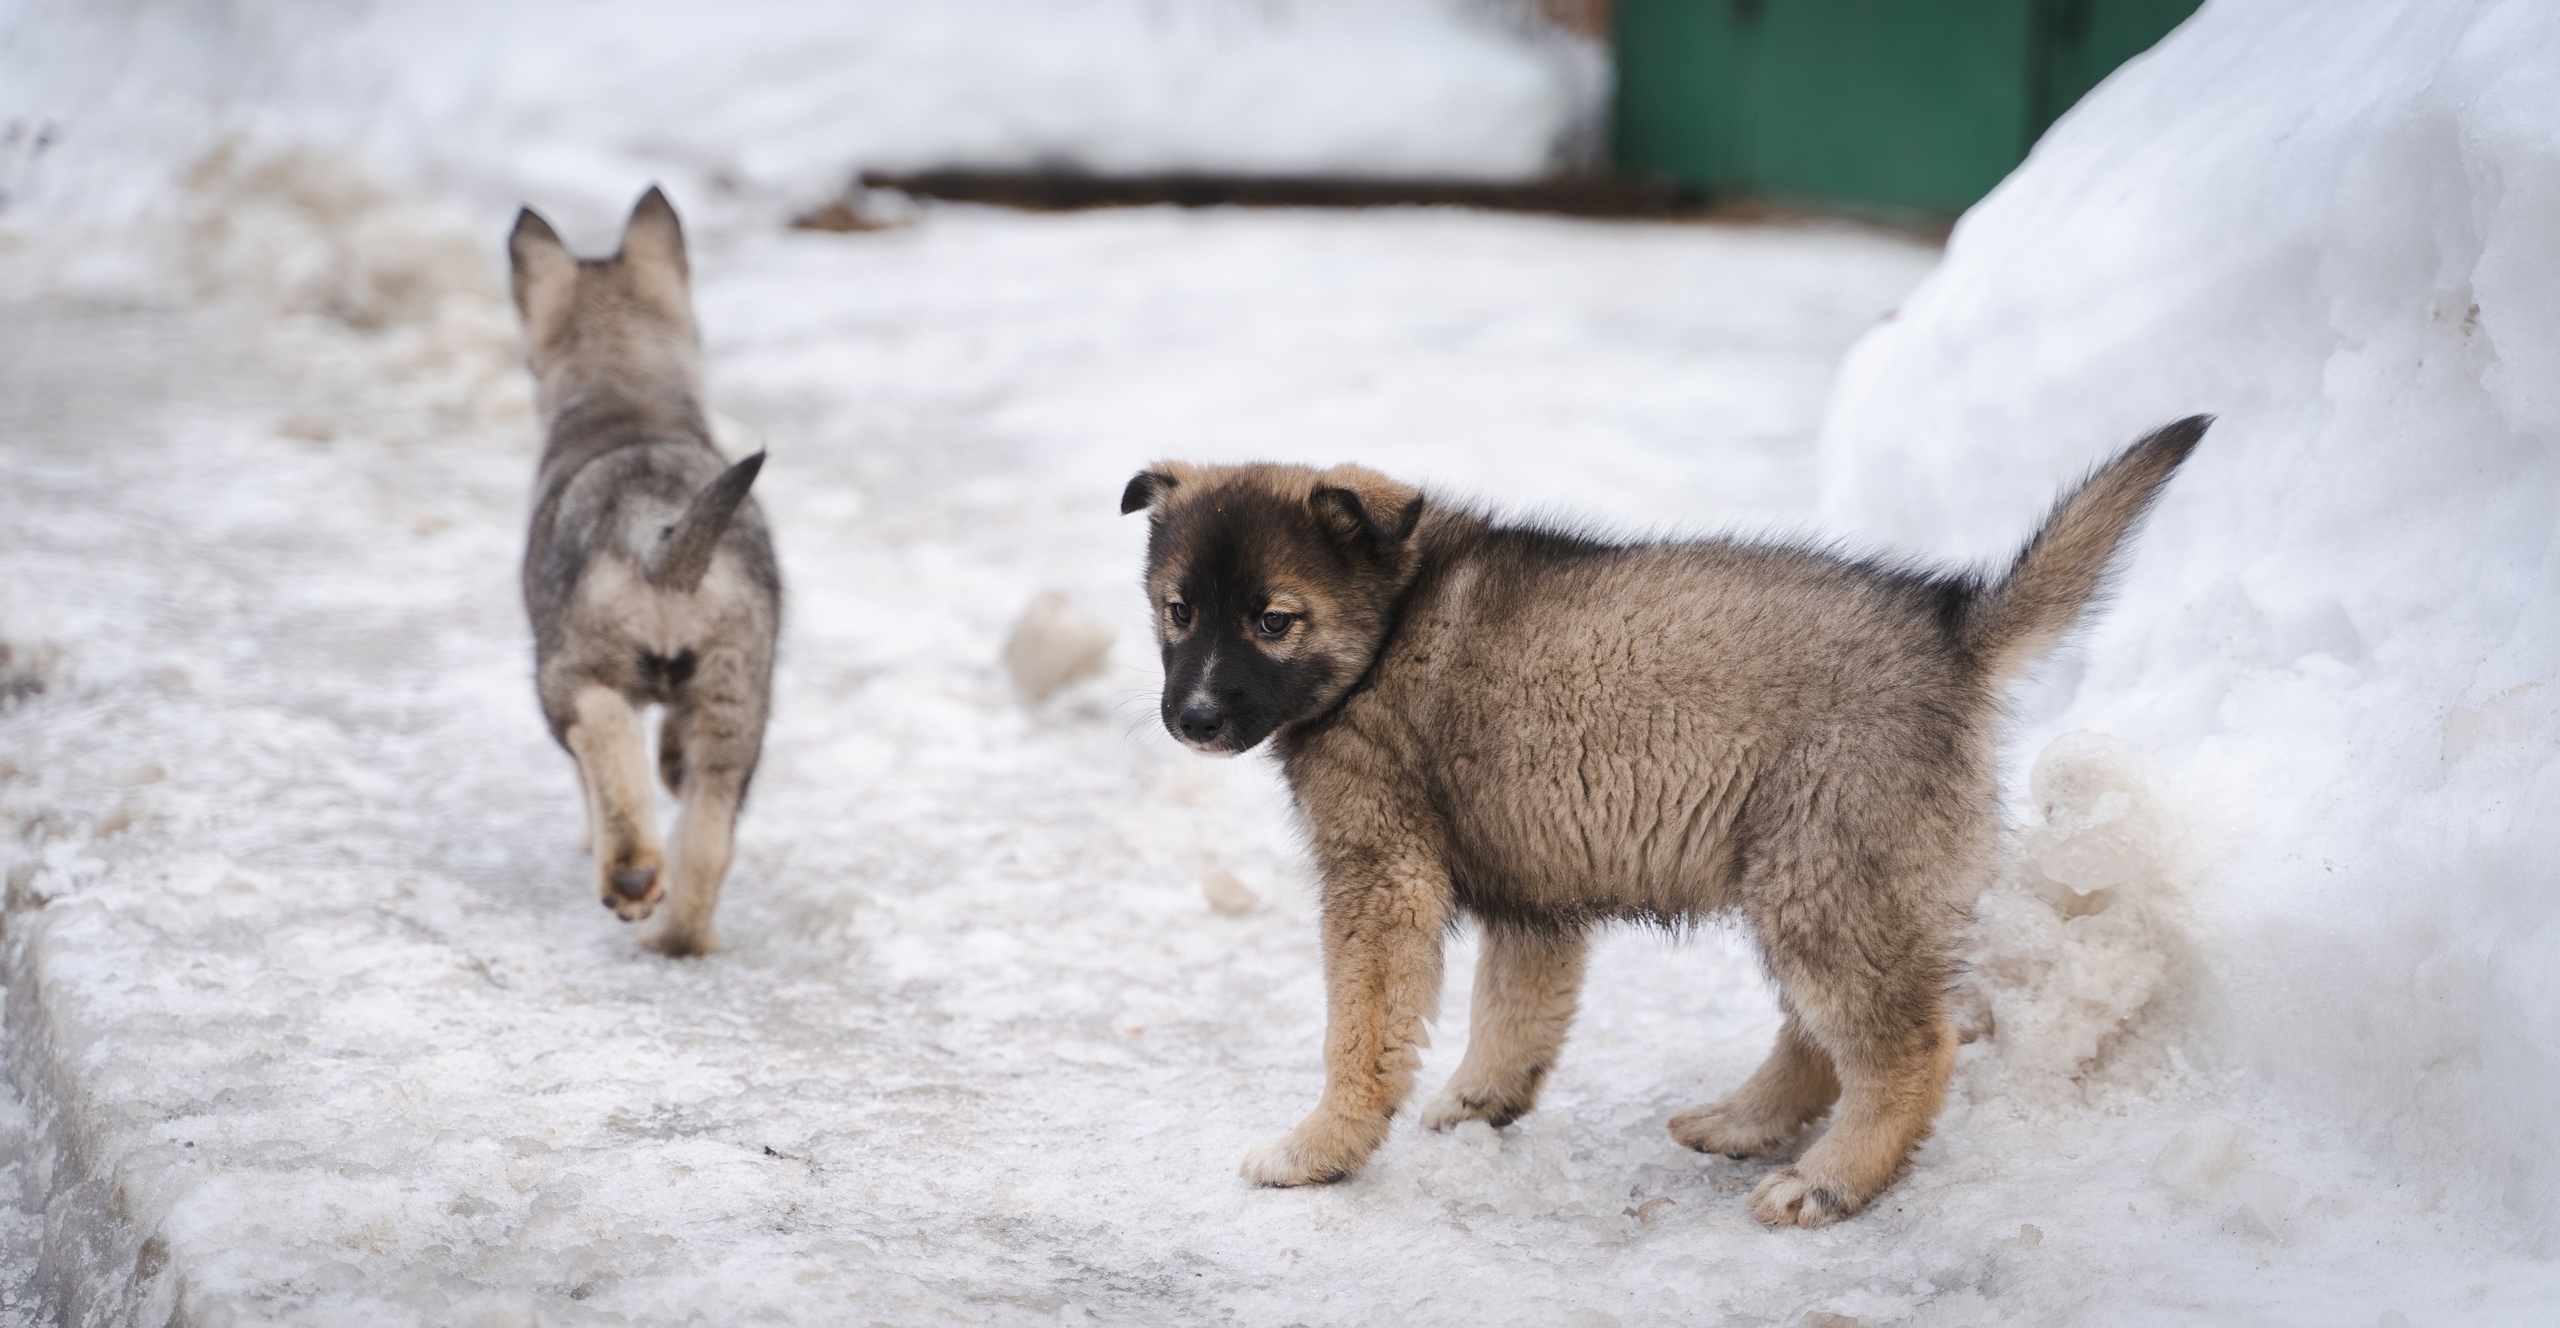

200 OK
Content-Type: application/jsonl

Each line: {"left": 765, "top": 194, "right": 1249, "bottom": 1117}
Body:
{"left": 1389, "top": 532, "right": 1983, "bottom": 924}
{"left": 528, "top": 435, "right": 767, "bottom": 614}
{"left": 1416, "top": 532, "right": 1971, "bottom": 732}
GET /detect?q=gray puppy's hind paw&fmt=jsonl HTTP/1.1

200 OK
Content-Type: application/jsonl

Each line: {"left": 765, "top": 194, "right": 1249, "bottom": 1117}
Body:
{"left": 639, "top": 910, "right": 718, "bottom": 957}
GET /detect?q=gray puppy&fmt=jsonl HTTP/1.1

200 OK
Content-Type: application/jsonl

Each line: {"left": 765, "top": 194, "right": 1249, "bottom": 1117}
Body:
{"left": 510, "top": 187, "right": 779, "bottom": 956}
{"left": 1122, "top": 417, "right": 2204, "bottom": 1226}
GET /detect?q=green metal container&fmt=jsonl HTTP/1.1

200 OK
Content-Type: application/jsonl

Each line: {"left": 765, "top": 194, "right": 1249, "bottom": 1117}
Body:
{"left": 1613, "top": 0, "right": 2202, "bottom": 219}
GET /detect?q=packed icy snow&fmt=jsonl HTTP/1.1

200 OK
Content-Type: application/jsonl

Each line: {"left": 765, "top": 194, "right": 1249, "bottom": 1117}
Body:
{"left": 2, "top": 0, "right": 2557, "bottom": 1323}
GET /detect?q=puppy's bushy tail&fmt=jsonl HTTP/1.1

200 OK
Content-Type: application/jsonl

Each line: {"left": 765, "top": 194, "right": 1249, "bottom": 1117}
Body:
{"left": 647, "top": 452, "right": 764, "bottom": 593}
{"left": 1960, "top": 416, "right": 2208, "bottom": 685}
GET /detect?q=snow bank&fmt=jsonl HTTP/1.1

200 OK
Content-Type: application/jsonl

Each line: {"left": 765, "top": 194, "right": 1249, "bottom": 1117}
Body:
{"left": 0, "top": 0, "right": 1596, "bottom": 236}
{"left": 1819, "top": 0, "right": 2560, "bottom": 1248}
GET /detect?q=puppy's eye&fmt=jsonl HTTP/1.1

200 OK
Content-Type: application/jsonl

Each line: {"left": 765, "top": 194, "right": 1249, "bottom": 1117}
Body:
{"left": 1167, "top": 601, "right": 1192, "bottom": 628}
{"left": 1257, "top": 610, "right": 1296, "bottom": 638}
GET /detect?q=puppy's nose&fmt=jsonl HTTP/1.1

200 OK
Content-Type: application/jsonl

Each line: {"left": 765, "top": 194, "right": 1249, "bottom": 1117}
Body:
{"left": 1177, "top": 703, "right": 1225, "bottom": 743}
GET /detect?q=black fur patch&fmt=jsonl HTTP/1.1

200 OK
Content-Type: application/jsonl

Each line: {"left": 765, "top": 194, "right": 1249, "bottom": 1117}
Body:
{"left": 1150, "top": 488, "right": 1352, "bottom": 752}
{"left": 637, "top": 649, "right": 697, "bottom": 703}
{"left": 1121, "top": 469, "right": 1175, "bottom": 515}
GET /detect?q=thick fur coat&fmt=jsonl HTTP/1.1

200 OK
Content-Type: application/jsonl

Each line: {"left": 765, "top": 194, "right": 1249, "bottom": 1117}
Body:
{"left": 513, "top": 188, "right": 780, "bottom": 957}
{"left": 1123, "top": 418, "right": 2205, "bottom": 1225}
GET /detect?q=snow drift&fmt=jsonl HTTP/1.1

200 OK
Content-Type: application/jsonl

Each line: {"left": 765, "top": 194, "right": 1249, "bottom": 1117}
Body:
{"left": 1819, "top": 0, "right": 2560, "bottom": 1248}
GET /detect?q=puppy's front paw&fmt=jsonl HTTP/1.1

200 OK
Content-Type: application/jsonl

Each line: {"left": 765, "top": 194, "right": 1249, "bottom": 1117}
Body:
{"left": 1748, "top": 1166, "right": 1860, "bottom": 1229}
{"left": 1240, "top": 1111, "right": 1385, "bottom": 1187}
{"left": 1420, "top": 1082, "right": 1525, "bottom": 1132}
{"left": 1669, "top": 1101, "right": 1803, "bottom": 1159}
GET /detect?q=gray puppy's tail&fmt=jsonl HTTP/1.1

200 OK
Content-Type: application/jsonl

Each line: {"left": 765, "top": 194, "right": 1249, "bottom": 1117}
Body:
{"left": 647, "top": 452, "right": 765, "bottom": 593}
{"left": 1959, "top": 415, "right": 2209, "bottom": 685}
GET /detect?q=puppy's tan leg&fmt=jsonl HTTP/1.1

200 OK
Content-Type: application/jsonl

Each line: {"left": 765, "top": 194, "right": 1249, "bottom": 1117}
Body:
{"left": 564, "top": 685, "right": 664, "bottom": 921}
{"left": 640, "top": 763, "right": 741, "bottom": 957}
{"left": 1422, "top": 923, "right": 1587, "bottom": 1131}
{"left": 638, "top": 652, "right": 765, "bottom": 957}
{"left": 1726, "top": 764, "right": 1970, "bottom": 1228}
{"left": 1744, "top": 895, "right": 1958, "bottom": 1227}
{"left": 1669, "top": 1014, "right": 1839, "bottom": 1157}
{"left": 1748, "top": 1008, "right": 1954, "bottom": 1228}
{"left": 1243, "top": 856, "right": 1451, "bottom": 1187}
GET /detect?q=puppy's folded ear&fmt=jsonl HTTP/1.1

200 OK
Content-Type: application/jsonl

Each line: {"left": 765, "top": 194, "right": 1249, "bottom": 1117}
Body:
{"left": 508, "top": 207, "right": 575, "bottom": 328}
{"left": 1121, "top": 463, "right": 1194, "bottom": 515}
{"left": 1311, "top": 465, "right": 1423, "bottom": 546}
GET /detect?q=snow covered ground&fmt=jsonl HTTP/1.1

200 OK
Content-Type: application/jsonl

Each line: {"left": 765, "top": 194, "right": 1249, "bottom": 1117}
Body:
{"left": 0, "top": 176, "right": 1958, "bottom": 1324}
{"left": 3, "top": 0, "right": 2559, "bottom": 1322}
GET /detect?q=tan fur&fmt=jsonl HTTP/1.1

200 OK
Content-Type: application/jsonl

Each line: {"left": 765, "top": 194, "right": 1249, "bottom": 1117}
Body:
{"left": 1126, "top": 419, "right": 2203, "bottom": 1225}
{"left": 514, "top": 187, "right": 780, "bottom": 956}
{"left": 565, "top": 684, "right": 664, "bottom": 914}
{"left": 1241, "top": 848, "right": 1448, "bottom": 1186}
{"left": 1667, "top": 1015, "right": 1838, "bottom": 1156}
{"left": 1420, "top": 925, "right": 1589, "bottom": 1131}
{"left": 1963, "top": 425, "right": 2202, "bottom": 687}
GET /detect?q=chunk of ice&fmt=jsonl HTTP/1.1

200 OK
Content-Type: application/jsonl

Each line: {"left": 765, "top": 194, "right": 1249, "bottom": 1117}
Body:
{"left": 2152, "top": 1117, "right": 2256, "bottom": 1203}
{"left": 1001, "top": 590, "right": 1115, "bottom": 703}
{"left": 2025, "top": 732, "right": 2160, "bottom": 899}
{"left": 1200, "top": 866, "right": 1259, "bottom": 916}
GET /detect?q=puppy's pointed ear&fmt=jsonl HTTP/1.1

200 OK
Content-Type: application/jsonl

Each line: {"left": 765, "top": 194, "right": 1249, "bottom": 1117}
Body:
{"left": 620, "top": 185, "right": 690, "bottom": 306}
{"left": 508, "top": 207, "right": 575, "bottom": 329}
{"left": 1121, "top": 463, "right": 1195, "bottom": 516}
{"left": 1310, "top": 465, "right": 1423, "bottom": 547}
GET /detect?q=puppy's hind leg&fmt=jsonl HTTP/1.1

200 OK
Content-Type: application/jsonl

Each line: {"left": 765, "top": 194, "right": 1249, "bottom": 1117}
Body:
{"left": 1742, "top": 857, "right": 1960, "bottom": 1228}
{"left": 640, "top": 655, "right": 765, "bottom": 957}
{"left": 658, "top": 705, "right": 688, "bottom": 795}
{"left": 1669, "top": 1013, "right": 1838, "bottom": 1157}
{"left": 565, "top": 685, "right": 665, "bottom": 921}
{"left": 1422, "top": 922, "right": 1588, "bottom": 1131}
{"left": 573, "top": 756, "right": 595, "bottom": 854}
{"left": 642, "top": 761, "right": 743, "bottom": 958}
{"left": 1747, "top": 995, "right": 1954, "bottom": 1229}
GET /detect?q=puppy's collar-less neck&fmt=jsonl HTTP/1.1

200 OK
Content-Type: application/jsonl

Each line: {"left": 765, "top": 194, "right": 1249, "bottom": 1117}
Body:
{"left": 1277, "top": 511, "right": 1444, "bottom": 752}
{"left": 545, "top": 384, "right": 712, "bottom": 448}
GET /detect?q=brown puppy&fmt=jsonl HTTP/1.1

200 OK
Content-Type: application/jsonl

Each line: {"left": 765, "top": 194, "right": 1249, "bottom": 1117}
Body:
{"left": 512, "top": 187, "right": 780, "bottom": 956}
{"left": 1122, "top": 418, "right": 2204, "bottom": 1226}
